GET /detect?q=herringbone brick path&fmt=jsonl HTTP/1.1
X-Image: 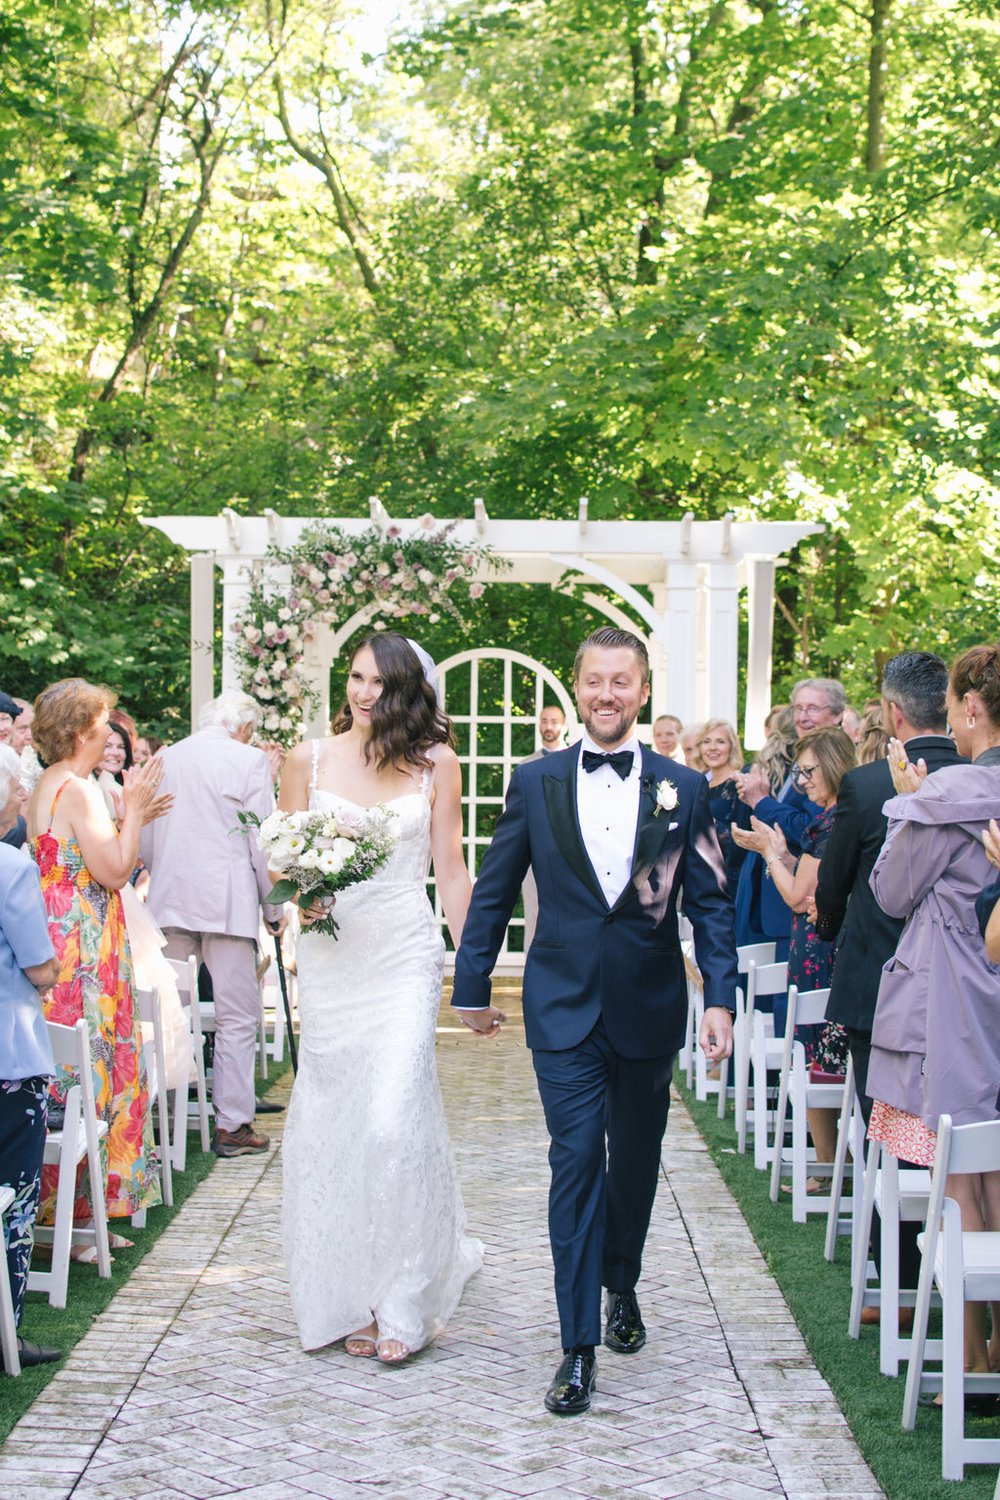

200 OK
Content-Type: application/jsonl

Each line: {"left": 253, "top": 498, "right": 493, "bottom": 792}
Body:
{"left": 0, "top": 1004, "right": 882, "bottom": 1500}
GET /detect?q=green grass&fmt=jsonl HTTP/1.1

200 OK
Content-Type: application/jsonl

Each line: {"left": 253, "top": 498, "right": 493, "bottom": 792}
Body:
{"left": 678, "top": 1074, "right": 1000, "bottom": 1500}
{"left": 0, "top": 1056, "right": 291, "bottom": 1444}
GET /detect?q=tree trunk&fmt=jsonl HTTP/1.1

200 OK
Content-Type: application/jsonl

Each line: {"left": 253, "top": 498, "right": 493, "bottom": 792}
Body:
{"left": 865, "top": 0, "right": 891, "bottom": 175}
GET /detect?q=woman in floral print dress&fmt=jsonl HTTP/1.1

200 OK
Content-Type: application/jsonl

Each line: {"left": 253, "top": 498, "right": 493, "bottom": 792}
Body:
{"left": 26, "top": 680, "right": 170, "bottom": 1231}
{"left": 732, "top": 726, "right": 857, "bottom": 1180}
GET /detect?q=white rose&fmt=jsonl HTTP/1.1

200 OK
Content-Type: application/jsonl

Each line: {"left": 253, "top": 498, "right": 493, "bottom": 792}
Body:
{"left": 263, "top": 620, "right": 278, "bottom": 635}
{"left": 655, "top": 779, "right": 679, "bottom": 815}
{"left": 264, "top": 712, "right": 280, "bottom": 730}
{"left": 298, "top": 849, "right": 323, "bottom": 870}
{"left": 258, "top": 811, "right": 284, "bottom": 841}
{"left": 278, "top": 607, "right": 292, "bottom": 621}
{"left": 418, "top": 568, "right": 435, "bottom": 586}
{"left": 243, "top": 625, "right": 262, "bottom": 643}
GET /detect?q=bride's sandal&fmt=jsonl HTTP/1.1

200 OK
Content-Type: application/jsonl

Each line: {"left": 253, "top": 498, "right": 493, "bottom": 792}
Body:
{"left": 345, "top": 1322, "right": 378, "bottom": 1358}
{"left": 376, "top": 1337, "right": 411, "bottom": 1365}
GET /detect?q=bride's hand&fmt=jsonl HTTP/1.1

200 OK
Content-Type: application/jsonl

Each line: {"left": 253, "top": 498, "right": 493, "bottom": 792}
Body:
{"left": 299, "top": 894, "right": 335, "bottom": 927}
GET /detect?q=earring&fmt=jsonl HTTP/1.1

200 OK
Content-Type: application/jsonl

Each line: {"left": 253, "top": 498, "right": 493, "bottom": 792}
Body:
{"left": 967, "top": 714, "right": 976, "bottom": 729}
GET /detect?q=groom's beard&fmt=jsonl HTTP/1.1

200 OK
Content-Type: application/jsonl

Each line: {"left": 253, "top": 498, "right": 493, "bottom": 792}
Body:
{"left": 582, "top": 704, "right": 638, "bottom": 747}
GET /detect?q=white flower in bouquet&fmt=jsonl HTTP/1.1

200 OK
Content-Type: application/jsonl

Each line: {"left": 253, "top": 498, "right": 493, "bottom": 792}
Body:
{"left": 236, "top": 803, "right": 400, "bottom": 938}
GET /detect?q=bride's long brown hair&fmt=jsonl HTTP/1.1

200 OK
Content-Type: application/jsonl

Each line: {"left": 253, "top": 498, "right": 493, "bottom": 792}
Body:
{"left": 331, "top": 633, "right": 454, "bottom": 772}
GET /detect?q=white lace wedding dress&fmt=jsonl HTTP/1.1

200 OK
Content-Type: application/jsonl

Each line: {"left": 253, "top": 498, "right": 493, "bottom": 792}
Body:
{"left": 282, "top": 750, "right": 483, "bottom": 1353}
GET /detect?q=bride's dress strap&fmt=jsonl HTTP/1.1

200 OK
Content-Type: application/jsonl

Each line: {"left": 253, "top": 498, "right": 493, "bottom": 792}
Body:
{"left": 420, "top": 763, "right": 432, "bottom": 798}
{"left": 309, "top": 739, "right": 320, "bottom": 798}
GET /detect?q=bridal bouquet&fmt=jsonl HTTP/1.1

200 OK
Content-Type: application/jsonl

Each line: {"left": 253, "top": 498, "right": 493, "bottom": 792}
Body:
{"left": 238, "top": 805, "right": 398, "bottom": 937}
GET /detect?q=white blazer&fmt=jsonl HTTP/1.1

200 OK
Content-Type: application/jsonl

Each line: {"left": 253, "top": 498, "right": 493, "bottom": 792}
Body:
{"left": 141, "top": 727, "right": 279, "bottom": 939}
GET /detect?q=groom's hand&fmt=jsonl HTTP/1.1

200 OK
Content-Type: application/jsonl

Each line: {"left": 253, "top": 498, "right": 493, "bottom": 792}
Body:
{"left": 455, "top": 1006, "right": 506, "bottom": 1038}
{"left": 699, "top": 1006, "right": 734, "bottom": 1063}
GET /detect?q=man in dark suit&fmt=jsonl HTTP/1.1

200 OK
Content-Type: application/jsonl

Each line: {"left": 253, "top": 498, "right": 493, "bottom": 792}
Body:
{"left": 452, "top": 628, "right": 737, "bottom": 1415}
{"left": 814, "top": 650, "right": 964, "bottom": 1300}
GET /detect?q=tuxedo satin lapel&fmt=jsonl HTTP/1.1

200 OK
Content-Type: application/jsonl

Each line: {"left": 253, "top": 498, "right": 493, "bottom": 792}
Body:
{"left": 542, "top": 760, "right": 606, "bottom": 906}
{"left": 628, "top": 749, "right": 678, "bottom": 894}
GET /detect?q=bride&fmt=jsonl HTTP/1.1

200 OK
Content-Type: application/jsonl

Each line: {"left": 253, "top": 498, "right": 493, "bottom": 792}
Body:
{"left": 278, "top": 632, "right": 484, "bottom": 1363}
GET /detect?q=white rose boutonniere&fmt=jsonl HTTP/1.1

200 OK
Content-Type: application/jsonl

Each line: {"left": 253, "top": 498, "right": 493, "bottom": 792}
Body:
{"left": 654, "top": 778, "right": 679, "bottom": 818}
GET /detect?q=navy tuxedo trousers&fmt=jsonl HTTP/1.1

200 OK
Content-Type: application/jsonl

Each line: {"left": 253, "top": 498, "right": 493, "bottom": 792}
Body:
{"left": 531, "top": 1017, "right": 675, "bottom": 1349}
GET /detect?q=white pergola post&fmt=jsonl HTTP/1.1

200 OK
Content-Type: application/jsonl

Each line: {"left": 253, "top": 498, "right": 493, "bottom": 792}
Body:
{"left": 745, "top": 557, "right": 778, "bottom": 750}
{"left": 662, "top": 562, "right": 699, "bottom": 726}
{"left": 701, "top": 561, "right": 741, "bottom": 728}
{"left": 190, "top": 553, "right": 216, "bottom": 731}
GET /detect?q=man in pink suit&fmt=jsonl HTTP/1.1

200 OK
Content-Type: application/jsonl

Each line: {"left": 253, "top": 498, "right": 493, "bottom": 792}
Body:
{"left": 141, "top": 691, "right": 284, "bottom": 1157}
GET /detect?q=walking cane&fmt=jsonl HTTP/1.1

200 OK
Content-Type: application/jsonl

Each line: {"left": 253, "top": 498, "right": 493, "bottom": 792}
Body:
{"left": 272, "top": 933, "right": 299, "bottom": 1075}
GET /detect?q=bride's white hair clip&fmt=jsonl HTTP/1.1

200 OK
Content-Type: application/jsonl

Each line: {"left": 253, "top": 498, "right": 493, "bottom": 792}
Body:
{"left": 406, "top": 639, "right": 440, "bottom": 703}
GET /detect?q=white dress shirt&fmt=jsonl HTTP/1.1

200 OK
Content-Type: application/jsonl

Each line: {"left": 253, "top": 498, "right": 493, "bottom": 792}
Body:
{"left": 575, "top": 733, "right": 642, "bottom": 907}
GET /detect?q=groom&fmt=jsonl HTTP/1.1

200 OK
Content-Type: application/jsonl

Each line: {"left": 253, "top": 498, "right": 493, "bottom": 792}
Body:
{"left": 452, "top": 627, "right": 738, "bottom": 1415}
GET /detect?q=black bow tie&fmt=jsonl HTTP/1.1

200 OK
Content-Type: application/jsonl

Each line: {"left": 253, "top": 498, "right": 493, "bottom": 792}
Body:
{"left": 582, "top": 749, "right": 634, "bottom": 780}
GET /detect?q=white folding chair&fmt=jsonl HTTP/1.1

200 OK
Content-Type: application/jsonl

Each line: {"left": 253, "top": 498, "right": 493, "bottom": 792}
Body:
{"left": 744, "top": 960, "right": 789, "bottom": 1167}
{"left": 902, "top": 1114, "right": 1000, "bottom": 1480}
{"left": 734, "top": 950, "right": 781, "bottom": 1154}
{"left": 28, "top": 1019, "right": 112, "bottom": 1308}
{"left": 0, "top": 1186, "right": 21, "bottom": 1376}
{"left": 824, "top": 1054, "right": 866, "bottom": 1262}
{"left": 768, "top": 986, "right": 844, "bottom": 1222}
{"left": 849, "top": 1135, "right": 932, "bottom": 1375}
{"left": 132, "top": 984, "right": 173, "bottom": 1222}
{"left": 165, "top": 956, "right": 210, "bottom": 1170}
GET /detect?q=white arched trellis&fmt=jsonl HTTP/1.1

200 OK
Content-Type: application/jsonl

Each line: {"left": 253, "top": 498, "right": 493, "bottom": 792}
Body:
{"left": 432, "top": 647, "right": 577, "bottom": 971}
{"left": 142, "top": 500, "right": 820, "bottom": 749}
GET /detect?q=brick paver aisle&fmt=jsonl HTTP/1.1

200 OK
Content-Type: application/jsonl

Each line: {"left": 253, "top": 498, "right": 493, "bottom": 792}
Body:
{"left": 0, "top": 1009, "right": 882, "bottom": 1500}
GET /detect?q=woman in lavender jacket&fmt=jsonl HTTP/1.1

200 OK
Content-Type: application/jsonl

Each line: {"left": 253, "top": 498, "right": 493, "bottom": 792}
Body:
{"left": 867, "top": 643, "right": 1000, "bottom": 1378}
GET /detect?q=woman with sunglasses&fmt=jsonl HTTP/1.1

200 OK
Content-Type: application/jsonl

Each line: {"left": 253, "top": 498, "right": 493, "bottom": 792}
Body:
{"left": 733, "top": 726, "right": 857, "bottom": 1180}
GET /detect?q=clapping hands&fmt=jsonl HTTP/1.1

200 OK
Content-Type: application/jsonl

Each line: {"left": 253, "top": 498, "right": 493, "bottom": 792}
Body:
{"left": 120, "top": 756, "right": 173, "bottom": 825}
{"left": 886, "top": 737, "right": 928, "bottom": 796}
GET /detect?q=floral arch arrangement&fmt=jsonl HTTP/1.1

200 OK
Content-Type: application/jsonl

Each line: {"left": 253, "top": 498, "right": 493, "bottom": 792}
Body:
{"left": 231, "top": 517, "right": 501, "bottom": 745}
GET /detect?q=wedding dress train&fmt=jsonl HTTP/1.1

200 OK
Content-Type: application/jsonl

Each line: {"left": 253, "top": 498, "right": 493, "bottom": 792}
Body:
{"left": 282, "top": 766, "right": 482, "bottom": 1352}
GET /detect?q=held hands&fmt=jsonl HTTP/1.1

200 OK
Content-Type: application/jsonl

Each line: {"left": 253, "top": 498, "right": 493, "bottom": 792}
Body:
{"left": 887, "top": 737, "right": 927, "bottom": 796}
{"left": 299, "top": 894, "right": 335, "bottom": 928}
{"left": 700, "top": 1006, "right": 734, "bottom": 1064}
{"left": 455, "top": 1006, "right": 506, "bottom": 1039}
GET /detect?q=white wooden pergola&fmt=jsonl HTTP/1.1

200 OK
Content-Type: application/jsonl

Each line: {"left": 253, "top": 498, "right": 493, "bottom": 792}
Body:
{"left": 142, "top": 501, "right": 820, "bottom": 749}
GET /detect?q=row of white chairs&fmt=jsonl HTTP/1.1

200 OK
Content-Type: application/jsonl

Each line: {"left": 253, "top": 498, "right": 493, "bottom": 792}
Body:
{"left": 688, "top": 943, "right": 1000, "bottom": 1482}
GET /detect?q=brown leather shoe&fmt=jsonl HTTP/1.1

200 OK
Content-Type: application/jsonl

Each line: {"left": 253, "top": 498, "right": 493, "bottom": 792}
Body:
{"left": 212, "top": 1123, "right": 270, "bottom": 1157}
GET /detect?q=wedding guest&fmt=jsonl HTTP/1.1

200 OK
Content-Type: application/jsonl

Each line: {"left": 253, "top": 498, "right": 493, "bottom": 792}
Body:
{"left": 651, "top": 714, "right": 683, "bottom": 761}
{"left": 733, "top": 725, "right": 856, "bottom": 1176}
{"left": 11, "top": 701, "right": 33, "bottom": 754}
{"left": 680, "top": 722, "right": 705, "bottom": 769}
{"left": 140, "top": 691, "right": 284, "bottom": 1159}
{"left": 0, "top": 744, "right": 62, "bottom": 1370}
{"left": 134, "top": 734, "right": 164, "bottom": 766}
{"left": 867, "top": 643, "right": 1000, "bottom": 1380}
{"left": 27, "top": 680, "right": 167, "bottom": 1241}
{"left": 99, "top": 721, "right": 133, "bottom": 786}
{"left": 814, "top": 651, "right": 962, "bottom": 1316}
{"left": 0, "top": 720, "right": 29, "bottom": 849}
{"left": 697, "top": 718, "right": 749, "bottom": 884}
{"left": 0, "top": 695, "right": 19, "bottom": 747}
{"left": 520, "top": 705, "right": 568, "bottom": 946}
{"left": 980, "top": 819, "right": 1000, "bottom": 964}
{"left": 856, "top": 704, "right": 890, "bottom": 766}
{"left": 842, "top": 705, "right": 863, "bottom": 744}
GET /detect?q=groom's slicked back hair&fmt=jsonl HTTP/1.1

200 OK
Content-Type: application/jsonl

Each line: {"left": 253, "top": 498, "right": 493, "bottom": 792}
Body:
{"left": 573, "top": 627, "right": 650, "bottom": 685}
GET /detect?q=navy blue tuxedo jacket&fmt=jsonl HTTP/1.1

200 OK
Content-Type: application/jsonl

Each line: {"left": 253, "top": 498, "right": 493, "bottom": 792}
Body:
{"left": 452, "top": 745, "right": 738, "bottom": 1060}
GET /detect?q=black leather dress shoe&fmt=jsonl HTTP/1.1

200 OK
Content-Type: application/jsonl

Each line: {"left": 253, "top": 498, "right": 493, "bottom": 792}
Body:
{"left": 604, "top": 1289, "right": 646, "bottom": 1353}
{"left": 1, "top": 1337, "right": 63, "bottom": 1370}
{"left": 544, "top": 1351, "right": 596, "bottom": 1415}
